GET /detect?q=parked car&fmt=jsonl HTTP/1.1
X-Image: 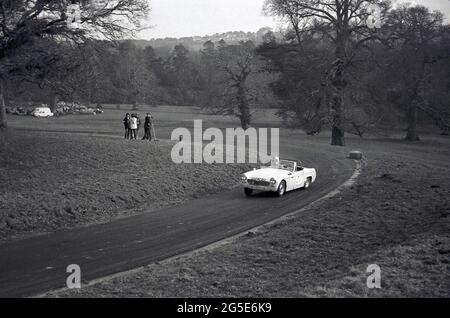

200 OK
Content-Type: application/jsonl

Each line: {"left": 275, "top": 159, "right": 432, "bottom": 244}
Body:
{"left": 32, "top": 107, "right": 54, "bottom": 118}
{"left": 78, "top": 107, "right": 96, "bottom": 115}
{"left": 6, "top": 106, "right": 28, "bottom": 116}
{"left": 241, "top": 158, "right": 317, "bottom": 197}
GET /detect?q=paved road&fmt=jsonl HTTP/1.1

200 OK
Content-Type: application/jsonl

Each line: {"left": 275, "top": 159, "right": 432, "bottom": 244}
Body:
{"left": 0, "top": 142, "right": 355, "bottom": 297}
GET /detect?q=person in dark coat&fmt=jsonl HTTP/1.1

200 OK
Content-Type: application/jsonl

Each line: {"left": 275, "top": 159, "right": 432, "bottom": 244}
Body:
{"left": 142, "top": 113, "right": 152, "bottom": 140}
{"left": 123, "top": 113, "right": 131, "bottom": 139}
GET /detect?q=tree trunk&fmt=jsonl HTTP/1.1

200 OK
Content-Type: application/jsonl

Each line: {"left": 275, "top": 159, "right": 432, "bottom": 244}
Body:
{"left": 405, "top": 99, "right": 420, "bottom": 141}
{"left": 0, "top": 80, "right": 7, "bottom": 130}
{"left": 239, "top": 115, "right": 251, "bottom": 130}
{"left": 331, "top": 94, "right": 345, "bottom": 146}
{"left": 237, "top": 84, "right": 251, "bottom": 130}
{"left": 405, "top": 74, "right": 425, "bottom": 141}
{"left": 329, "top": 58, "right": 346, "bottom": 146}
{"left": 49, "top": 91, "right": 57, "bottom": 113}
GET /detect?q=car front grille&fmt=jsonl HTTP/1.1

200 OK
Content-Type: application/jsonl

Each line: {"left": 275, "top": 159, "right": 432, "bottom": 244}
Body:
{"left": 248, "top": 179, "right": 270, "bottom": 187}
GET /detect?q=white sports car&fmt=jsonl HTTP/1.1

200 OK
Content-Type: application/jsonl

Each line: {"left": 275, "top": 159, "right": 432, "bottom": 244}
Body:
{"left": 241, "top": 158, "right": 317, "bottom": 197}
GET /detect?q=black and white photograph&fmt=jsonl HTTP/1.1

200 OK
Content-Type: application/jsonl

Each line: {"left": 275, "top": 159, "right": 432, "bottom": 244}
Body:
{"left": 0, "top": 0, "right": 449, "bottom": 303}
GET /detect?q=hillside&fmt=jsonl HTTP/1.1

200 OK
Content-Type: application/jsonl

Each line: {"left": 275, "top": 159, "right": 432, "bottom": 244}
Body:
{"left": 134, "top": 27, "right": 281, "bottom": 52}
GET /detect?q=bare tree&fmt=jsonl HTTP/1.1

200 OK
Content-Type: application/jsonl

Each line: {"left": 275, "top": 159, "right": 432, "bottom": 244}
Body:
{"left": 8, "top": 39, "right": 84, "bottom": 111}
{"left": 265, "top": 0, "right": 390, "bottom": 146}
{"left": 211, "top": 41, "right": 278, "bottom": 129}
{"left": 0, "top": 0, "right": 149, "bottom": 129}
{"left": 384, "top": 5, "right": 447, "bottom": 141}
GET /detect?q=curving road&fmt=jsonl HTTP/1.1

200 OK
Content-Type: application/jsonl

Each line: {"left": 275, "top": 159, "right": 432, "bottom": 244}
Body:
{"left": 0, "top": 140, "right": 355, "bottom": 297}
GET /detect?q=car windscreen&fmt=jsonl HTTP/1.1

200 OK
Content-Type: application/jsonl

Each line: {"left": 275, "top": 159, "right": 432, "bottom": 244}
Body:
{"left": 279, "top": 160, "right": 295, "bottom": 172}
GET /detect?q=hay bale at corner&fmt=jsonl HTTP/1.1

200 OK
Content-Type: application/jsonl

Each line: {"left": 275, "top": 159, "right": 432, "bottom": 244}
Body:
{"left": 349, "top": 151, "right": 363, "bottom": 160}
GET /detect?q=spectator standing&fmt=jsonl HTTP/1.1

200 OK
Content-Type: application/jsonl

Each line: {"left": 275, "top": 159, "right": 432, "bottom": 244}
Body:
{"left": 148, "top": 114, "right": 155, "bottom": 141}
{"left": 123, "top": 113, "right": 131, "bottom": 139}
{"left": 135, "top": 114, "right": 141, "bottom": 139}
{"left": 129, "top": 114, "right": 138, "bottom": 140}
{"left": 142, "top": 113, "right": 151, "bottom": 140}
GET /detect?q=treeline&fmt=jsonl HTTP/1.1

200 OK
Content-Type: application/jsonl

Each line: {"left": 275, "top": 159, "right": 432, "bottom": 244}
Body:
{"left": 2, "top": 1, "right": 450, "bottom": 144}
{"left": 259, "top": 3, "right": 450, "bottom": 141}
{"left": 0, "top": 0, "right": 150, "bottom": 130}
{"left": 5, "top": 39, "right": 202, "bottom": 107}
{"left": 5, "top": 37, "right": 278, "bottom": 129}
{"left": 135, "top": 27, "right": 280, "bottom": 53}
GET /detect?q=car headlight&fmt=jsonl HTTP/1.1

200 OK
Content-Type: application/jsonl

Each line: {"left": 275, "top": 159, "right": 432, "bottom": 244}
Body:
{"left": 270, "top": 178, "right": 277, "bottom": 185}
{"left": 241, "top": 175, "right": 248, "bottom": 182}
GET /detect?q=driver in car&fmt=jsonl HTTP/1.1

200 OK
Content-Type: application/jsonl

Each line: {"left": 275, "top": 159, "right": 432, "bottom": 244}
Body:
{"left": 270, "top": 157, "right": 280, "bottom": 168}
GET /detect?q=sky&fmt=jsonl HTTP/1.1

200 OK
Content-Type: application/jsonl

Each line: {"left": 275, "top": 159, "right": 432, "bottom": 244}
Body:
{"left": 138, "top": 0, "right": 450, "bottom": 40}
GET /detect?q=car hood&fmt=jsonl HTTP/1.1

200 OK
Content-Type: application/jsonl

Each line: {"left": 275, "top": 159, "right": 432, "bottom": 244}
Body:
{"left": 245, "top": 168, "right": 291, "bottom": 180}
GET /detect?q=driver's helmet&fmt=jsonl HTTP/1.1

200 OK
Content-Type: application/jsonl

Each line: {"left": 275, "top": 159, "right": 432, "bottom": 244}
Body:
{"left": 271, "top": 157, "right": 280, "bottom": 168}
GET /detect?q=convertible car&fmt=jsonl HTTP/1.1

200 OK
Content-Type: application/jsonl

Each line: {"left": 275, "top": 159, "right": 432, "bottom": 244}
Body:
{"left": 241, "top": 158, "right": 317, "bottom": 197}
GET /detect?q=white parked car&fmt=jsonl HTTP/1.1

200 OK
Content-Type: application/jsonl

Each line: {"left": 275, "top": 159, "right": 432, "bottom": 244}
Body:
{"left": 32, "top": 107, "right": 54, "bottom": 118}
{"left": 241, "top": 158, "right": 317, "bottom": 197}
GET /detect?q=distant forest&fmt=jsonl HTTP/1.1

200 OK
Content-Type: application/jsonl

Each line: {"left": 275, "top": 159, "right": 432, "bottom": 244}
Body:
{"left": 1, "top": 1, "right": 450, "bottom": 144}
{"left": 4, "top": 28, "right": 279, "bottom": 108}
{"left": 135, "top": 28, "right": 281, "bottom": 55}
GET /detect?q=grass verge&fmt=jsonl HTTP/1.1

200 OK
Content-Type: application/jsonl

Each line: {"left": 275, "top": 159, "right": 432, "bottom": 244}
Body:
{"left": 0, "top": 130, "right": 251, "bottom": 242}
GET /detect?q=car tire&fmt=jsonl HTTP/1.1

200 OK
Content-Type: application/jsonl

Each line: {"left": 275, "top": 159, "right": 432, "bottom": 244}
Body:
{"left": 304, "top": 177, "right": 312, "bottom": 189}
{"left": 277, "top": 181, "right": 286, "bottom": 197}
{"left": 244, "top": 188, "right": 253, "bottom": 196}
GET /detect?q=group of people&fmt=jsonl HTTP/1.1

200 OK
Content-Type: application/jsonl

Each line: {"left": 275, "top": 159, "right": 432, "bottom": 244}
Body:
{"left": 123, "top": 113, "right": 155, "bottom": 140}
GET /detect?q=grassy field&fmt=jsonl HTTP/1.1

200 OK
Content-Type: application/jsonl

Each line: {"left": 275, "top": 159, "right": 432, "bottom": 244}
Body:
{"left": 0, "top": 130, "right": 254, "bottom": 242}
{"left": 2, "top": 106, "right": 450, "bottom": 297}
{"left": 48, "top": 133, "right": 450, "bottom": 298}
{"left": 7, "top": 105, "right": 282, "bottom": 139}
{"left": 2, "top": 106, "right": 283, "bottom": 241}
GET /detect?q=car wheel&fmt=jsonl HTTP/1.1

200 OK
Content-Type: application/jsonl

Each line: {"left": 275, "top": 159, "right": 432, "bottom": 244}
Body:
{"left": 304, "top": 177, "right": 311, "bottom": 189}
{"left": 244, "top": 188, "right": 253, "bottom": 196}
{"left": 277, "top": 181, "right": 286, "bottom": 197}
